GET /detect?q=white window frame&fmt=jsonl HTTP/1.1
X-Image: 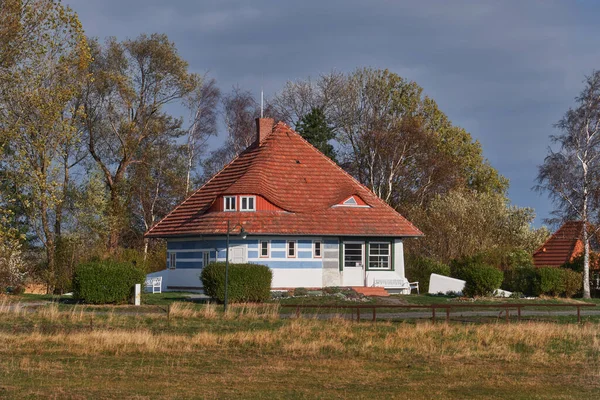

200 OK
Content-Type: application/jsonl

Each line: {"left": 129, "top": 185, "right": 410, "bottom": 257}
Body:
{"left": 169, "top": 252, "right": 177, "bottom": 270}
{"left": 313, "top": 240, "right": 322, "bottom": 258}
{"left": 203, "top": 251, "right": 210, "bottom": 267}
{"left": 260, "top": 240, "right": 270, "bottom": 258}
{"left": 343, "top": 241, "right": 364, "bottom": 268}
{"left": 223, "top": 196, "right": 236, "bottom": 211}
{"left": 287, "top": 240, "right": 296, "bottom": 258}
{"left": 240, "top": 195, "right": 256, "bottom": 211}
{"left": 368, "top": 242, "right": 391, "bottom": 270}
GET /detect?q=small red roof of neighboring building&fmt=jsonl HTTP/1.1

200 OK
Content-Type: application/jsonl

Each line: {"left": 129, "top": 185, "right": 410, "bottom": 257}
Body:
{"left": 532, "top": 221, "right": 584, "bottom": 267}
{"left": 146, "top": 120, "right": 422, "bottom": 238}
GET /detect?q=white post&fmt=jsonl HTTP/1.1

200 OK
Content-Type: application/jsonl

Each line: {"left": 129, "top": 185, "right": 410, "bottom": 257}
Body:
{"left": 134, "top": 284, "right": 141, "bottom": 306}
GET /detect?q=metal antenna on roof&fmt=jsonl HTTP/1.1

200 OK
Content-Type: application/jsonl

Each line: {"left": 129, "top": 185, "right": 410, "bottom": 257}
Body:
{"left": 260, "top": 87, "right": 264, "bottom": 118}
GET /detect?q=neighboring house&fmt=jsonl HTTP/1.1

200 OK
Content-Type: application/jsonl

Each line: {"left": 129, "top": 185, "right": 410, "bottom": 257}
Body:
{"left": 532, "top": 221, "right": 599, "bottom": 269}
{"left": 145, "top": 118, "right": 422, "bottom": 290}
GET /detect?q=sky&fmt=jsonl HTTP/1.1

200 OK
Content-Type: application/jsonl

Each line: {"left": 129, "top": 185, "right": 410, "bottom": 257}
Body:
{"left": 65, "top": 0, "right": 600, "bottom": 227}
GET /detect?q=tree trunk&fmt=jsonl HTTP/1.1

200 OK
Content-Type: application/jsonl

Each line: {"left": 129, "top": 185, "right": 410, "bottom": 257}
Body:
{"left": 583, "top": 222, "right": 591, "bottom": 299}
{"left": 54, "top": 156, "right": 69, "bottom": 239}
{"left": 582, "top": 159, "right": 591, "bottom": 299}
{"left": 40, "top": 197, "right": 56, "bottom": 294}
{"left": 143, "top": 237, "right": 149, "bottom": 262}
{"left": 107, "top": 186, "right": 121, "bottom": 254}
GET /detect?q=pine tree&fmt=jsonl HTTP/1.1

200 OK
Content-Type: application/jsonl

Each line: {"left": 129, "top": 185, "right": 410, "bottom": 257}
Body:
{"left": 296, "top": 107, "right": 337, "bottom": 161}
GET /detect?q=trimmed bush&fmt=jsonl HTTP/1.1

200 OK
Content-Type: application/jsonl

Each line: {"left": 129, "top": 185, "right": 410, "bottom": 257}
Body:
{"left": 451, "top": 258, "right": 503, "bottom": 297}
{"left": 463, "top": 265, "right": 504, "bottom": 297}
{"left": 535, "top": 267, "right": 565, "bottom": 297}
{"left": 73, "top": 260, "right": 145, "bottom": 304}
{"left": 201, "top": 262, "right": 272, "bottom": 303}
{"left": 405, "top": 256, "right": 450, "bottom": 292}
{"left": 503, "top": 265, "right": 538, "bottom": 296}
{"left": 562, "top": 269, "right": 583, "bottom": 297}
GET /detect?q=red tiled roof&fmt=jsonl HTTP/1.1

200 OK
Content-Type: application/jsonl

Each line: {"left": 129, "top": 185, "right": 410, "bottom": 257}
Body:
{"left": 146, "top": 121, "right": 422, "bottom": 238}
{"left": 532, "top": 221, "right": 584, "bottom": 267}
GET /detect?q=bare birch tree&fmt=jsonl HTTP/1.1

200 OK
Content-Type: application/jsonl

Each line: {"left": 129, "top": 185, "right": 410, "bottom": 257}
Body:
{"left": 537, "top": 71, "right": 600, "bottom": 299}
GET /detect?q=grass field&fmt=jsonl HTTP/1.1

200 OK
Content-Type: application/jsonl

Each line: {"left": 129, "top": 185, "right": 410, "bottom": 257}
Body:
{"left": 1, "top": 299, "right": 599, "bottom": 399}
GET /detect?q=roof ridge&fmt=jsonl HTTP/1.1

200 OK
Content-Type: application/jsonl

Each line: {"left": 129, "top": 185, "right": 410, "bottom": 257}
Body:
{"left": 284, "top": 124, "right": 423, "bottom": 235}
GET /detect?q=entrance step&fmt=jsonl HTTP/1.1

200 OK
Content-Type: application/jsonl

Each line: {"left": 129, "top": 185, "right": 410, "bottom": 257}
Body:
{"left": 352, "top": 287, "right": 390, "bottom": 297}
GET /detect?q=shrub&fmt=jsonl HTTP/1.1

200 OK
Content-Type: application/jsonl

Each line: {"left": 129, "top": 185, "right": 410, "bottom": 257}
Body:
{"left": 293, "top": 287, "right": 309, "bottom": 297}
{"left": 561, "top": 269, "right": 582, "bottom": 298}
{"left": 0, "top": 236, "right": 28, "bottom": 293}
{"left": 535, "top": 267, "right": 565, "bottom": 297}
{"left": 451, "top": 257, "right": 503, "bottom": 297}
{"left": 405, "top": 256, "right": 450, "bottom": 292}
{"left": 323, "top": 286, "right": 341, "bottom": 295}
{"left": 463, "top": 265, "right": 504, "bottom": 297}
{"left": 201, "top": 262, "right": 272, "bottom": 303}
{"left": 503, "top": 265, "right": 538, "bottom": 296}
{"left": 9, "top": 286, "right": 25, "bottom": 295}
{"left": 73, "top": 260, "right": 145, "bottom": 304}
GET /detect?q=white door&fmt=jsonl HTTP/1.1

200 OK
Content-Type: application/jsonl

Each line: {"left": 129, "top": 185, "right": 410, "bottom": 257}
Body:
{"left": 230, "top": 246, "right": 246, "bottom": 264}
{"left": 342, "top": 242, "right": 365, "bottom": 286}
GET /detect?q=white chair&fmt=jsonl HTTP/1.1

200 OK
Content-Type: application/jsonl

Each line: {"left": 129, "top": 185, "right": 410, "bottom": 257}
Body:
{"left": 409, "top": 282, "right": 419, "bottom": 295}
{"left": 145, "top": 277, "right": 162, "bottom": 294}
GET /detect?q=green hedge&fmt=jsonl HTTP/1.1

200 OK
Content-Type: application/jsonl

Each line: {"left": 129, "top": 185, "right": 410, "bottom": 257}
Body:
{"left": 534, "top": 267, "right": 582, "bottom": 297}
{"left": 451, "top": 258, "right": 503, "bottom": 297}
{"left": 201, "top": 262, "right": 272, "bottom": 303}
{"left": 562, "top": 269, "right": 583, "bottom": 297}
{"left": 503, "top": 265, "right": 538, "bottom": 296}
{"left": 73, "top": 260, "right": 146, "bottom": 304}
{"left": 405, "top": 256, "right": 450, "bottom": 292}
{"left": 535, "top": 267, "right": 564, "bottom": 297}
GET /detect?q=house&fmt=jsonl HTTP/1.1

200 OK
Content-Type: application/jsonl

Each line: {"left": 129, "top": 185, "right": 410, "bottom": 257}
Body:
{"left": 145, "top": 118, "right": 423, "bottom": 291}
{"left": 533, "top": 221, "right": 585, "bottom": 268}
{"left": 532, "top": 221, "right": 600, "bottom": 268}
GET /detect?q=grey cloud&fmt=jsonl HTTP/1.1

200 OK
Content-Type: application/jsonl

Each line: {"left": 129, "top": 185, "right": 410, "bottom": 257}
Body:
{"left": 66, "top": 0, "right": 600, "bottom": 225}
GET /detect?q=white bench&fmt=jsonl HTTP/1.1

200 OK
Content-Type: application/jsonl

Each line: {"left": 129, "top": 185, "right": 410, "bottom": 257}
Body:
{"left": 145, "top": 277, "right": 162, "bottom": 294}
{"left": 372, "top": 279, "right": 419, "bottom": 294}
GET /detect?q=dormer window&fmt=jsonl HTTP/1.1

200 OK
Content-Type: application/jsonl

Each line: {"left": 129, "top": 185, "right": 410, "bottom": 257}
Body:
{"left": 332, "top": 195, "right": 370, "bottom": 208}
{"left": 240, "top": 196, "right": 256, "bottom": 211}
{"left": 224, "top": 196, "right": 236, "bottom": 211}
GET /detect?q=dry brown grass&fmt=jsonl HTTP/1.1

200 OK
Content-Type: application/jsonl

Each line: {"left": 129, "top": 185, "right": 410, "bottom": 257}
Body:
{"left": 37, "top": 303, "right": 60, "bottom": 320}
{"left": 0, "top": 298, "right": 19, "bottom": 314}
{"left": 0, "top": 319, "right": 597, "bottom": 362}
{"left": 0, "top": 314, "right": 599, "bottom": 399}
{"left": 226, "top": 302, "right": 280, "bottom": 320}
{"left": 167, "top": 301, "right": 280, "bottom": 320}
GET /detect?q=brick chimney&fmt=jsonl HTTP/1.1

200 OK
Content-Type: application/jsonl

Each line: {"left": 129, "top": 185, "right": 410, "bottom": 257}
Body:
{"left": 256, "top": 118, "right": 274, "bottom": 145}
